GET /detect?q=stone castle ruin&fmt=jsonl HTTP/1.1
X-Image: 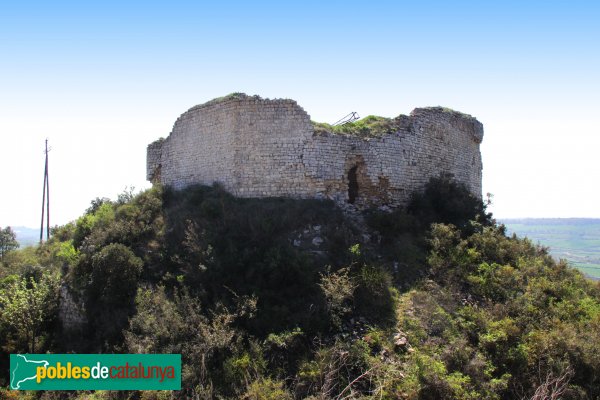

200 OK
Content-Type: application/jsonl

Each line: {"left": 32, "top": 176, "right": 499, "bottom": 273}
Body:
{"left": 147, "top": 94, "right": 483, "bottom": 208}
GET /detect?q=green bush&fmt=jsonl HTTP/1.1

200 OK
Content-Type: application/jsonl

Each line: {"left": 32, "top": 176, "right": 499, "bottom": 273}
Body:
{"left": 160, "top": 184, "right": 350, "bottom": 335}
{"left": 408, "top": 173, "right": 493, "bottom": 234}
{"left": 242, "top": 378, "right": 293, "bottom": 400}
{"left": 0, "top": 273, "right": 59, "bottom": 353}
{"left": 319, "top": 267, "right": 356, "bottom": 330}
{"left": 4, "top": 181, "right": 598, "bottom": 399}
{"left": 84, "top": 243, "right": 143, "bottom": 347}
{"left": 354, "top": 264, "right": 396, "bottom": 325}
{"left": 296, "top": 340, "right": 372, "bottom": 398}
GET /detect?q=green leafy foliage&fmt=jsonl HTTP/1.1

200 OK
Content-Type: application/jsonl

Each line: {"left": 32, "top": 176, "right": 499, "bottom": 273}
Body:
{"left": 408, "top": 173, "right": 494, "bottom": 233}
{"left": 1, "top": 178, "right": 600, "bottom": 399}
{"left": 83, "top": 243, "right": 143, "bottom": 347}
{"left": 0, "top": 226, "right": 19, "bottom": 261}
{"left": 353, "top": 264, "right": 397, "bottom": 326}
{"left": 319, "top": 267, "right": 356, "bottom": 330}
{"left": 0, "top": 273, "right": 59, "bottom": 353}
{"left": 159, "top": 184, "right": 354, "bottom": 336}
{"left": 242, "top": 378, "right": 294, "bottom": 400}
{"left": 395, "top": 223, "right": 600, "bottom": 399}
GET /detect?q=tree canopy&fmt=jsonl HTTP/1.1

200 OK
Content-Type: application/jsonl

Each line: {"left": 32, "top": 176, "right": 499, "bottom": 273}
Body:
{"left": 0, "top": 226, "right": 19, "bottom": 261}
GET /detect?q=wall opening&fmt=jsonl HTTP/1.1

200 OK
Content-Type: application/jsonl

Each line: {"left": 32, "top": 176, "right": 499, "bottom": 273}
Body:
{"left": 348, "top": 166, "right": 359, "bottom": 204}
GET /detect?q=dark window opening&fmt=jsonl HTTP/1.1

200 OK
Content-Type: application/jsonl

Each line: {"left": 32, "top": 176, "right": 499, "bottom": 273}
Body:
{"left": 348, "top": 166, "right": 358, "bottom": 204}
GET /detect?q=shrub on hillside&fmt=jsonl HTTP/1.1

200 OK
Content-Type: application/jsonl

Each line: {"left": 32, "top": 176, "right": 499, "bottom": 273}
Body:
{"left": 83, "top": 243, "right": 143, "bottom": 348}
{"left": 354, "top": 264, "right": 396, "bottom": 326}
{"left": 408, "top": 173, "right": 493, "bottom": 233}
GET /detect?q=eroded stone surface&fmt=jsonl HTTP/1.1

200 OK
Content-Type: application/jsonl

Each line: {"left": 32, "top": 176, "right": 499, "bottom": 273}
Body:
{"left": 147, "top": 94, "right": 483, "bottom": 208}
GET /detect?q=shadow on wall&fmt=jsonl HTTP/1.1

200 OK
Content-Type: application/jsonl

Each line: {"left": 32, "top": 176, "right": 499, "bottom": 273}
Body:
{"left": 348, "top": 166, "right": 358, "bottom": 204}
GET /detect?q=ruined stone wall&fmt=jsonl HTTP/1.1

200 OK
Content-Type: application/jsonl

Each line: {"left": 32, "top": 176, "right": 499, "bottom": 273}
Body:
{"left": 147, "top": 94, "right": 483, "bottom": 209}
{"left": 409, "top": 108, "right": 483, "bottom": 197}
{"left": 302, "top": 132, "right": 410, "bottom": 207}
{"left": 300, "top": 108, "right": 483, "bottom": 208}
{"left": 230, "top": 98, "right": 313, "bottom": 197}
{"left": 151, "top": 99, "right": 237, "bottom": 191}
{"left": 146, "top": 138, "right": 164, "bottom": 183}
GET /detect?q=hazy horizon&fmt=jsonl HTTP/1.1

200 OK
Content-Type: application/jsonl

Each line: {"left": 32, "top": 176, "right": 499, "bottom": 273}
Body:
{"left": 8, "top": 217, "right": 600, "bottom": 233}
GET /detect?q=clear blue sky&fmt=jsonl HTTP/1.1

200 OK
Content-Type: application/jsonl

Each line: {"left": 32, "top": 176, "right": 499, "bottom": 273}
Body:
{"left": 1, "top": 1, "right": 599, "bottom": 227}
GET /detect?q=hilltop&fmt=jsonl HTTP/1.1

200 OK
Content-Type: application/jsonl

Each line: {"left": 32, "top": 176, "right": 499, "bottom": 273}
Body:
{"left": 1, "top": 177, "right": 600, "bottom": 399}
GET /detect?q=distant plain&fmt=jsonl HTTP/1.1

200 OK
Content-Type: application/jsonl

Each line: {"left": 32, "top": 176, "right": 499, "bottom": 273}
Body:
{"left": 502, "top": 218, "right": 600, "bottom": 279}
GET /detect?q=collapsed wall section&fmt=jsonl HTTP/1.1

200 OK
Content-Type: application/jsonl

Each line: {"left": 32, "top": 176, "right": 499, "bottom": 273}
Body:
{"left": 301, "top": 108, "right": 483, "bottom": 207}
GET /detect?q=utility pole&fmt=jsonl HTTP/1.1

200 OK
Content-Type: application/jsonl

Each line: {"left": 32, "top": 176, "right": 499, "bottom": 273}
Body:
{"left": 40, "top": 139, "right": 50, "bottom": 243}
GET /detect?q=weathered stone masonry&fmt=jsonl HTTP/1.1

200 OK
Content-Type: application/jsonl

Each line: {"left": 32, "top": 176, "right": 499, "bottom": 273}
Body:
{"left": 147, "top": 94, "right": 483, "bottom": 208}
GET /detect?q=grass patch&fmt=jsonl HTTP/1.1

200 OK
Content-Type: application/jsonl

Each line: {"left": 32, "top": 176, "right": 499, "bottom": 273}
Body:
{"left": 313, "top": 115, "right": 398, "bottom": 138}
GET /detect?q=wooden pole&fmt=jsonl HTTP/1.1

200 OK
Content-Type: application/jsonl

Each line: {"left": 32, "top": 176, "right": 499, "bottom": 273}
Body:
{"left": 39, "top": 139, "right": 50, "bottom": 243}
{"left": 46, "top": 147, "right": 50, "bottom": 240}
{"left": 40, "top": 140, "right": 47, "bottom": 243}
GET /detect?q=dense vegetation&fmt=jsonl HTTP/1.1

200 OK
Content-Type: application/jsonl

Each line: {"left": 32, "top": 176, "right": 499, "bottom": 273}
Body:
{"left": 1, "top": 177, "right": 599, "bottom": 399}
